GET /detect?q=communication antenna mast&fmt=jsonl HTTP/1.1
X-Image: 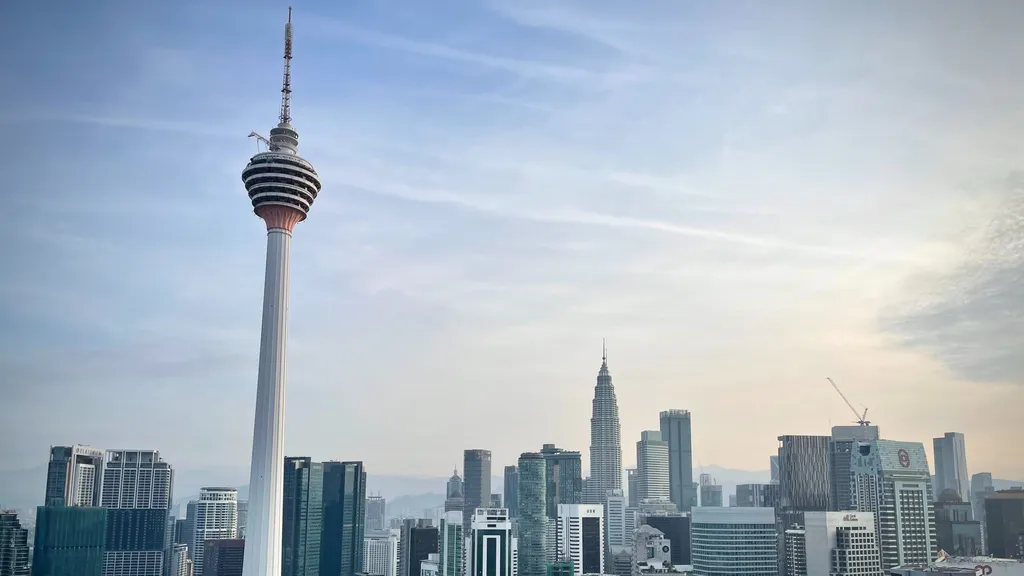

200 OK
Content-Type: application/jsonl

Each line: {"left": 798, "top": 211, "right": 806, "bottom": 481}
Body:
{"left": 826, "top": 377, "right": 870, "bottom": 426}
{"left": 280, "top": 7, "right": 293, "bottom": 125}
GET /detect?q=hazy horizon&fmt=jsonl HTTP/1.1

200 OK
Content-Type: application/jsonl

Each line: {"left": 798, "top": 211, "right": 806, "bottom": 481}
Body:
{"left": 2, "top": 1, "right": 1023, "bottom": 478}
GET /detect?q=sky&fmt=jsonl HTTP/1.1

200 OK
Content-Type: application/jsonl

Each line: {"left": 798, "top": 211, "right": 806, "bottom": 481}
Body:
{"left": 1, "top": 0, "right": 1023, "bottom": 480}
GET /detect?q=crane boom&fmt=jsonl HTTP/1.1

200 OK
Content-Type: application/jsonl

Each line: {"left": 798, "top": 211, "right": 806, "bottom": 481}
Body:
{"left": 826, "top": 377, "right": 870, "bottom": 426}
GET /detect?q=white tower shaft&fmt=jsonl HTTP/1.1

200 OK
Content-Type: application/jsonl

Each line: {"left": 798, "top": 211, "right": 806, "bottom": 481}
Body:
{"left": 243, "top": 228, "right": 292, "bottom": 576}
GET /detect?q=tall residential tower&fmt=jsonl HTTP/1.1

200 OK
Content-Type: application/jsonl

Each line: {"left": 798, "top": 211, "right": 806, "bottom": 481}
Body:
{"left": 241, "top": 9, "right": 323, "bottom": 576}
{"left": 585, "top": 343, "right": 622, "bottom": 505}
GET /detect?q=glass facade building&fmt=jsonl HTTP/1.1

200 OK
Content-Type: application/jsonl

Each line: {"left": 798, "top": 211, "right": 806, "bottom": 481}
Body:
{"left": 283, "top": 457, "right": 324, "bottom": 576}
{"left": 0, "top": 511, "right": 30, "bottom": 576}
{"left": 463, "top": 451, "right": 492, "bottom": 534}
{"left": 321, "top": 461, "right": 367, "bottom": 576}
{"left": 31, "top": 506, "right": 105, "bottom": 573}
{"left": 540, "top": 445, "right": 582, "bottom": 519}
{"left": 517, "top": 453, "right": 547, "bottom": 576}
{"left": 659, "top": 410, "right": 695, "bottom": 512}
{"left": 503, "top": 466, "right": 519, "bottom": 519}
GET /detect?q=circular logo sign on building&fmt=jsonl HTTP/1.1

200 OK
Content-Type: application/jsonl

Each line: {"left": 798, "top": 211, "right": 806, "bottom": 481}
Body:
{"left": 897, "top": 449, "right": 911, "bottom": 468}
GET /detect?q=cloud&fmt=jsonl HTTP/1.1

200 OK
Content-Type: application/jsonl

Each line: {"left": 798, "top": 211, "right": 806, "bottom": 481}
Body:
{"left": 884, "top": 174, "right": 1024, "bottom": 383}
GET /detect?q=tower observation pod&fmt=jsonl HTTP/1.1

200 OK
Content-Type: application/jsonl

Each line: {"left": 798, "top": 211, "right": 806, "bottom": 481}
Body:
{"left": 240, "top": 8, "right": 321, "bottom": 576}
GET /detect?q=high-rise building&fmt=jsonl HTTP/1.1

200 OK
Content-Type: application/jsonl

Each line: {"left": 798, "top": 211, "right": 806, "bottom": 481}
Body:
{"left": 770, "top": 457, "right": 780, "bottom": 485}
{"left": 933, "top": 433, "right": 970, "bottom": 505}
{"left": 168, "top": 544, "right": 190, "bottom": 576}
{"left": 630, "top": 525, "right": 672, "bottom": 576}
{"left": 363, "top": 529, "right": 400, "bottom": 576}
{"left": 691, "top": 508, "right": 778, "bottom": 576}
{"left": 934, "top": 491, "right": 982, "bottom": 556}
{"left": 187, "top": 487, "right": 239, "bottom": 576}
{"left": 830, "top": 426, "right": 880, "bottom": 512}
{"left": 32, "top": 506, "right": 107, "bottom": 576}
{"left": 659, "top": 411, "right": 694, "bottom": 513}
{"left": 504, "top": 467, "right": 520, "bottom": 519}
{"left": 468, "top": 508, "right": 513, "bottom": 576}
{"left": 100, "top": 449, "right": 174, "bottom": 576}
{"left": 240, "top": 10, "right": 323, "bottom": 576}
{"left": 735, "top": 484, "right": 779, "bottom": 508}
{"left": 237, "top": 501, "right": 248, "bottom": 540}
{"left": 518, "top": 453, "right": 548, "bottom": 576}
{"left": 640, "top": 514, "right": 690, "bottom": 567}
{"left": 625, "top": 470, "right": 638, "bottom": 509}
{"left": 366, "top": 496, "right": 387, "bottom": 534}
{"left": 698, "top": 475, "right": 722, "bottom": 508}
{"left": 971, "top": 473, "right": 995, "bottom": 553}
{"left": 438, "top": 511, "right": 463, "bottom": 576}
{"left": 448, "top": 471, "right": 464, "bottom": 499}
{"left": 321, "top": 461, "right": 366, "bottom": 576}
{"left": 636, "top": 432, "right": 670, "bottom": 505}
{"left": 44, "top": 445, "right": 105, "bottom": 507}
{"left": 421, "top": 554, "right": 440, "bottom": 576}
{"left": 784, "top": 511, "right": 881, "bottom": 576}
{"left": 585, "top": 345, "right": 622, "bottom": 505}
{"left": 540, "top": 445, "right": 583, "bottom": 519}
{"left": 399, "top": 521, "right": 437, "bottom": 576}
{"left": 555, "top": 505, "right": 603, "bottom": 576}
{"left": 283, "top": 457, "right": 324, "bottom": 576}
{"left": 984, "top": 488, "right": 1024, "bottom": 560}
{"left": 0, "top": 511, "right": 30, "bottom": 576}
{"left": 464, "top": 451, "right": 493, "bottom": 534}
{"left": 778, "top": 436, "right": 832, "bottom": 512}
{"left": 205, "top": 539, "right": 245, "bottom": 576}
{"left": 850, "top": 440, "right": 937, "bottom": 569}
{"left": 605, "top": 490, "right": 628, "bottom": 555}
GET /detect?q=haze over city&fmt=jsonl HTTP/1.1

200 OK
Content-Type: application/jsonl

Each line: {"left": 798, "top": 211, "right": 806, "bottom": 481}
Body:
{"left": 2, "top": 0, "right": 1023, "bottom": 486}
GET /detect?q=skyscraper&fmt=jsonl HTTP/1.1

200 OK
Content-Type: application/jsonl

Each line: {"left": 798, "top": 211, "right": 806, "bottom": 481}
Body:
{"left": 468, "top": 508, "right": 513, "bottom": 576}
{"left": 556, "top": 505, "right": 603, "bottom": 576}
{"left": 971, "top": 472, "right": 995, "bottom": 552}
{"left": 0, "top": 511, "right": 29, "bottom": 576}
{"left": 438, "top": 511, "right": 463, "bottom": 576}
{"left": 363, "top": 530, "right": 399, "bottom": 576}
{"left": 933, "top": 432, "right": 970, "bottom": 504}
{"left": 659, "top": 411, "right": 695, "bottom": 512}
{"left": 447, "top": 470, "right": 464, "bottom": 500}
{"left": 635, "top": 431, "right": 670, "bottom": 504}
{"left": 32, "top": 506, "right": 107, "bottom": 576}
{"left": 517, "top": 453, "right": 547, "bottom": 576}
{"left": 690, "top": 508, "right": 778, "bottom": 576}
{"left": 464, "top": 451, "right": 492, "bottom": 533}
{"left": 321, "top": 461, "right": 367, "bottom": 576}
{"left": 829, "top": 425, "right": 880, "bottom": 512}
{"left": 399, "top": 521, "right": 437, "bottom": 576}
{"left": 604, "top": 490, "right": 628, "bottom": 574}
{"left": 100, "top": 449, "right": 174, "bottom": 576}
{"left": 586, "top": 344, "right": 622, "bottom": 505}
{"left": 503, "top": 467, "right": 519, "bottom": 519}
{"left": 283, "top": 457, "right": 324, "bottom": 576}
{"left": 187, "top": 487, "right": 239, "bottom": 575}
{"left": 850, "top": 440, "right": 937, "bottom": 569}
{"left": 984, "top": 489, "right": 1024, "bottom": 560}
{"left": 44, "top": 445, "right": 104, "bottom": 507}
{"left": 241, "top": 10, "right": 323, "bottom": 576}
{"left": 784, "top": 512, "right": 880, "bottom": 576}
{"left": 206, "top": 539, "right": 245, "bottom": 576}
{"left": 540, "top": 445, "right": 583, "bottom": 518}
{"left": 625, "top": 469, "right": 638, "bottom": 509}
{"left": 777, "top": 436, "right": 832, "bottom": 512}
{"left": 366, "top": 496, "right": 387, "bottom": 534}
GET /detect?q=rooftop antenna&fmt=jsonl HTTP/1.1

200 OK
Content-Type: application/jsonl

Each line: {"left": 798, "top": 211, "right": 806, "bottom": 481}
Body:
{"left": 602, "top": 338, "right": 607, "bottom": 363}
{"left": 280, "top": 7, "right": 294, "bottom": 125}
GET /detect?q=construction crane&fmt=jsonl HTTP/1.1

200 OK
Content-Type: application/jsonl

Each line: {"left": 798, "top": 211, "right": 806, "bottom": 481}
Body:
{"left": 248, "top": 131, "right": 272, "bottom": 152}
{"left": 826, "top": 377, "right": 870, "bottom": 426}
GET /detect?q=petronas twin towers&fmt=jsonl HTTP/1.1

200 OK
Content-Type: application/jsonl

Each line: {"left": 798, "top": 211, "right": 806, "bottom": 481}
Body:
{"left": 585, "top": 345, "right": 623, "bottom": 504}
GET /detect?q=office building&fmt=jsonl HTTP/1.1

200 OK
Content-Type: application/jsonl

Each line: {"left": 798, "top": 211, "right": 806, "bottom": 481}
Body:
{"left": 850, "top": 440, "right": 937, "bottom": 569}
{"left": 32, "top": 505, "right": 107, "bottom": 576}
{"left": 691, "top": 507, "right": 777, "bottom": 576}
{"left": 659, "top": 411, "right": 695, "bottom": 512}
{"left": 784, "top": 511, "right": 880, "bottom": 576}
{"left": 984, "top": 489, "right": 1024, "bottom": 559}
{"left": 631, "top": 525, "right": 674, "bottom": 576}
{"left": 636, "top": 432, "right": 670, "bottom": 505}
{"left": 770, "top": 457, "right": 780, "bottom": 484}
{"left": 555, "top": 505, "right": 603, "bottom": 576}
{"left": 585, "top": 345, "right": 622, "bottom": 505}
{"left": 364, "top": 530, "right": 400, "bottom": 576}
{"left": 421, "top": 554, "right": 441, "bottom": 576}
{"left": 186, "top": 487, "right": 239, "bottom": 576}
{"left": 366, "top": 496, "right": 387, "bottom": 533}
{"left": 605, "top": 490, "right": 628, "bottom": 558}
{"left": 468, "top": 508, "right": 513, "bottom": 576}
{"left": 438, "top": 511, "right": 463, "bottom": 576}
{"left": 449, "top": 470, "right": 465, "bottom": 500}
{"left": 735, "top": 484, "right": 779, "bottom": 508}
{"left": 640, "top": 514, "right": 690, "bottom": 567}
{"left": 541, "top": 445, "right": 583, "bottom": 518}
{"left": 971, "top": 473, "right": 995, "bottom": 552}
{"left": 518, "top": 453, "right": 548, "bottom": 576}
{"left": 204, "top": 539, "right": 244, "bottom": 576}
{"left": 464, "top": 451, "right": 493, "bottom": 533}
{"left": 933, "top": 433, "right": 970, "bottom": 505}
{"left": 625, "top": 470, "right": 638, "bottom": 509}
{"left": 321, "top": 461, "right": 367, "bottom": 576}
{"left": 934, "top": 490, "right": 982, "bottom": 556}
{"left": 168, "top": 544, "right": 190, "bottom": 576}
{"left": 44, "top": 445, "right": 105, "bottom": 507}
{"left": 101, "top": 449, "right": 174, "bottom": 576}
{"left": 504, "top": 467, "right": 520, "bottom": 519}
{"left": 283, "top": 457, "right": 324, "bottom": 576}
{"left": 830, "top": 426, "right": 880, "bottom": 512}
{"left": 400, "top": 520, "right": 437, "bottom": 576}
{"left": 778, "top": 436, "right": 832, "bottom": 512}
{"left": 0, "top": 511, "right": 30, "bottom": 576}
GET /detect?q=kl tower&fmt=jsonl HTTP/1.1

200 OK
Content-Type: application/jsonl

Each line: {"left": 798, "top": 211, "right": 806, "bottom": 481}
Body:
{"left": 240, "top": 8, "right": 321, "bottom": 576}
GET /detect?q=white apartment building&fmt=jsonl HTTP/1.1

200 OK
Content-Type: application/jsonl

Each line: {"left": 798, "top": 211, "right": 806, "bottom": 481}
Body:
{"left": 636, "top": 432, "right": 670, "bottom": 503}
{"left": 691, "top": 507, "right": 778, "bottom": 576}
{"left": 365, "top": 529, "right": 401, "bottom": 576}
{"left": 556, "top": 504, "right": 604, "bottom": 576}
{"left": 186, "top": 487, "right": 238, "bottom": 576}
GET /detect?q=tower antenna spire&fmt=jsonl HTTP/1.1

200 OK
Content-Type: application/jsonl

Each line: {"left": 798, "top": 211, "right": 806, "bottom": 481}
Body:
{"left": 602, "top": 338, "right": 607, "bottom": 363}
{"left": 279, "top": 7, "right": 293, "bottom": 125}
